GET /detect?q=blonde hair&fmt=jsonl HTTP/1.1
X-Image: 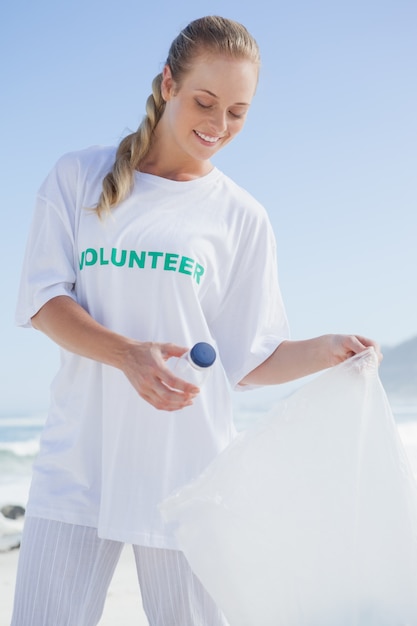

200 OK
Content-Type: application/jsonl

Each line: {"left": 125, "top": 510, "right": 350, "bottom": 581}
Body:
{"left": 95, "top": 16, "right": 260, "bottom": 216}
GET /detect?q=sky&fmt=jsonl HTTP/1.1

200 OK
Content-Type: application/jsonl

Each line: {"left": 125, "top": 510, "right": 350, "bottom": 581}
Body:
{"left": 1, "top": 0, "right": 416, "bottom": 412}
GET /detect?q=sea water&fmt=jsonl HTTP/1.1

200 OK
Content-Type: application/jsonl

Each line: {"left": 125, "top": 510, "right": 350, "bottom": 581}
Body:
{"left": 0, "top": 394, "right": 416, "bottom": 549}
{"left": 0, "top": 413, "right": 45, "bottom": 509}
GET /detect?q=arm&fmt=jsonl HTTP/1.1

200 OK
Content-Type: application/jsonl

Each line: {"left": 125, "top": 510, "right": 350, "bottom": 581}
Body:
{"left": 31, "top": 295, "right": 199, "bottom": 411}
{"left": 240, "top": 334, "right": 382, "bottom": 386}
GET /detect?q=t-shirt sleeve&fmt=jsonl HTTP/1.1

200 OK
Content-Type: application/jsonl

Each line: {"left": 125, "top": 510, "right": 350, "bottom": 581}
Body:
{"left": 210, "top": 210, "right": 290, "bottom": 390}
{"left": 15, "top": 155, "right": 79, "bottom": 328}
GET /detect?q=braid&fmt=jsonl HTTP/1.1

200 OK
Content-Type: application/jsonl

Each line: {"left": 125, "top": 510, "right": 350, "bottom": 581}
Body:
{"left": 95, "top": 73, "right": 165, "bottom": 217}
{"left": 131, "top": 73, "right": 164, "bottom": 167}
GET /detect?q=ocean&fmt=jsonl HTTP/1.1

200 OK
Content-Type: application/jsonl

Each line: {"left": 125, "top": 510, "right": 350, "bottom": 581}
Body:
{"left": 0, "top": 413, "right": 46, "bottom": 510}
{"left": 1, "top": 392, "right": 417, "bottom": 551}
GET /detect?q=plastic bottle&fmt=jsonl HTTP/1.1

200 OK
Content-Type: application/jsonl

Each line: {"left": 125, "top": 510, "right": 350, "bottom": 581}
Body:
{"left": 173, "top": 342, "right": 216, "bottom": 387}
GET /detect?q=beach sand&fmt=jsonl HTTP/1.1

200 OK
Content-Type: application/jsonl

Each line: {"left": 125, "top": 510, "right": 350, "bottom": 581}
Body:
{"left": 0, "top": 544, "right": 149, "bottom": 625}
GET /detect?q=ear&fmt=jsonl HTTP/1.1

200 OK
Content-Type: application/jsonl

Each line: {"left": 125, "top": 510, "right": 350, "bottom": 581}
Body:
{"left": 161, "top": 64, "right": 175, "bottom": 101}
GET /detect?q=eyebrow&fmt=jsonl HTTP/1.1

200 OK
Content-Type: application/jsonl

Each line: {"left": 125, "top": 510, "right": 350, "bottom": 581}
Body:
{"left": 197, "top": 89, "right": 250, "bottom": 106}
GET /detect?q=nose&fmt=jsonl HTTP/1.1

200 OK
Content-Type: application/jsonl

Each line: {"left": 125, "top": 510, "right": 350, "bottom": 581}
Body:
{"left": 209, "top": 108, "right": 227, "bottom": 135}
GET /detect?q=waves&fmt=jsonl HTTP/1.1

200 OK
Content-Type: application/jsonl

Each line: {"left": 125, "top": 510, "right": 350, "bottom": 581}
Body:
{"left": 0, "top": 413, "right": 45, "bottom": 508}
{"left": 0, "top": 402, "right": 416, "bottom": 508}
{"left": 0, "top": 438, "right": 40, "bottom": 458}
{"left": 0, "top": 438, "right": 40, "bottom": 487}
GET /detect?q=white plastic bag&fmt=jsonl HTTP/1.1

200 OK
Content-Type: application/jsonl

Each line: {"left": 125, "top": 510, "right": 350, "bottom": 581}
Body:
{"left": 160, "top": 349, "right": 417, "bottom": 625}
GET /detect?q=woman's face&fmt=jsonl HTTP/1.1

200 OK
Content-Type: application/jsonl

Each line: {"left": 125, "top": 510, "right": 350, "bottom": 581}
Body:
{"left": 160, "top": 53, "right": 259, "bottom": 166}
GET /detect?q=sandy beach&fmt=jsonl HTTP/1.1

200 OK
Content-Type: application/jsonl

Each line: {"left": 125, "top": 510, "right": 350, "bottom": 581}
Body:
{"left": 0, "top": 544, "right": 149, "bottom": 625}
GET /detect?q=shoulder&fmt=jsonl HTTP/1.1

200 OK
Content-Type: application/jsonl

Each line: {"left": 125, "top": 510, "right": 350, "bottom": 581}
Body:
{"left": 214, "top": 169, "right": 269, "bottom": 220}
{"left": 38, "top": 145, "right": 117, "bottom": 201}
{"left": 51, "top": 145, "right": 117, "bottom": 182}
{"left": 214, "top": 170, "right": 274, "bottom": 242}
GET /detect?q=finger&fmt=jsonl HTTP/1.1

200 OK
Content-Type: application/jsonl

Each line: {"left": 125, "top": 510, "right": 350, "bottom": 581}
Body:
{"left": 353, "top": 336, "right": 383, "bottom": 362}
{"left": 147, "top": 377, "right": 198, "bottom": 411}
{"left": 162, "top": 371, "right": 200, "bottom": 395}
{"left": 140, "top": 386, "right": 193, "bottom": 411}
{"left": 157, "top": 348, "right": 201, "bottom": 394}
{"left": 160, "top": 343, "right": 189, "bottom": 361}
{"left": 350, "top": 336, "right": 369, "bottom": 353}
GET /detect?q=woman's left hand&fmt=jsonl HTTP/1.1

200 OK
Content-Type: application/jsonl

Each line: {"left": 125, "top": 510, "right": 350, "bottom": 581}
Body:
{"left": 325, "top": 334, "right": 383, "bottom": 367}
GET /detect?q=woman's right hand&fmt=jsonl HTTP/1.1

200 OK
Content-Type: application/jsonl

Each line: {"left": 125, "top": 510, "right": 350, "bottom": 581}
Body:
{"left": 121, "top": 341, "right": 200, "bottom": 411}
{"left": 31, "top": 296, "right": 199, "bottom": 411}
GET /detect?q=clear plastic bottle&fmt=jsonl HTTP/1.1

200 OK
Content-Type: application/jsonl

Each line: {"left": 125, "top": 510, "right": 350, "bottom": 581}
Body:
{"left": 173, "top": 342, "right": 217, "bottom": 387}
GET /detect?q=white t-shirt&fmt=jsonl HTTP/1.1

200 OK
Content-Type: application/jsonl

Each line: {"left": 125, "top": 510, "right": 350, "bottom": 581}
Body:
{"left": 15, "top": 145, "right": 290, "bottom": 548}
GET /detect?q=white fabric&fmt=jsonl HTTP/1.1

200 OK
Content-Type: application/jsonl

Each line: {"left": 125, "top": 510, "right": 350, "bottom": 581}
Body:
{"left": 11, "top": 518, "right": 229, "bottom": 626}
{"left": 160, "top": 349, "right": 417, "bottom": 625}
{"left": 11, "top": 518, "right": 123, "bottom": 626}
{"left": 15, "top": 145, "right": 289, "bottom": 548}
{"left": 133, "top": 542, "right": 229, "bottom": 625}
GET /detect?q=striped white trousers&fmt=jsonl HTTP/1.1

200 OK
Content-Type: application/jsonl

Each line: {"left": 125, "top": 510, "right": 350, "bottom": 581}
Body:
{"left": 11, "top": 517, "right": 229, "bottom": 626}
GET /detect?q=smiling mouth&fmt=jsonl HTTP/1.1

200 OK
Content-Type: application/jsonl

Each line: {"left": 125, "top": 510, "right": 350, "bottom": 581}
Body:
{"left": 194, "top": 130, "right": 220, "bottom": 144}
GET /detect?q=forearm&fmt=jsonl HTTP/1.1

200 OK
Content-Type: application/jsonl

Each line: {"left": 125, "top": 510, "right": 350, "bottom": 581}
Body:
{"left": 31, "top": 295, "right": 135, "bottom": 369}
{"left": 240, "top": 338, "right": 331, "bottom": 386}
{"left": 240, "top": 334, "right": 381, "bottom": 386}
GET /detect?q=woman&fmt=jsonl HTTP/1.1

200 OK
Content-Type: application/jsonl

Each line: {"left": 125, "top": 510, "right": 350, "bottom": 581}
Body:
{"left": 12, "top": 15, "right": 380, "bottom": 626}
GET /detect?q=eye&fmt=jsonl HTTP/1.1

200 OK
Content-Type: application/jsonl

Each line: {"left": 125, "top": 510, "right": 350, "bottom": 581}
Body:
{"left": 228, "top": 110, "right": 246, "bottom": 120}
{"left": 195, "top": 99, "right": 212, "bottom": 109}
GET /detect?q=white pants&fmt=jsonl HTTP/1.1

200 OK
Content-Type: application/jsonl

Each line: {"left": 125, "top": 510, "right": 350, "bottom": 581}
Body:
{"left": 11, "top": 517, "right": 229, "bottom": 626}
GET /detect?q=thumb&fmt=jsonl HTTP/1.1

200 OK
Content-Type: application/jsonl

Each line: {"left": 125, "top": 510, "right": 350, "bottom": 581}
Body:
{"left": 353, "top": 335, "right": 383, "bottom": 362}
{"left": 160, "top": 343, "right": 189, "bottom": 362}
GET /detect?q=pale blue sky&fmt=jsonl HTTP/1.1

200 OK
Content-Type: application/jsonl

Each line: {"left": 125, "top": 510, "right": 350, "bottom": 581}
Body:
{"left": 1, "top": 0, "right": 416, "bottom": 412}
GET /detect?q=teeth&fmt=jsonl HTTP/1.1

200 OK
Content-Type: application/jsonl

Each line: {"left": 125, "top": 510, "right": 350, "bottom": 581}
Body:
{"left": 195, "top": 130, "right": 218, "bottom": 143}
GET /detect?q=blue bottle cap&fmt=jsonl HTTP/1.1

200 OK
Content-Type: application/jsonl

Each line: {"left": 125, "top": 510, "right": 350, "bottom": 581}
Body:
{"left": 190, "top": 342, "right": 216, "bottom": 368}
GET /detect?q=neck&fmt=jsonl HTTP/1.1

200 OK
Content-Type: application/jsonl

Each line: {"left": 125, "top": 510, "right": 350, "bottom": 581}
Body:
{"left": 138, "top": 162, "right": 213, "bottom": 181}
{"left": 139, "top": 131, "right": 213, "bottom": 181}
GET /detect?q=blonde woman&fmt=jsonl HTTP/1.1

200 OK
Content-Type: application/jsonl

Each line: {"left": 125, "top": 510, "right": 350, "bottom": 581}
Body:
{"left": 12, "top": 15, "right": 380, "bottom": 626}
